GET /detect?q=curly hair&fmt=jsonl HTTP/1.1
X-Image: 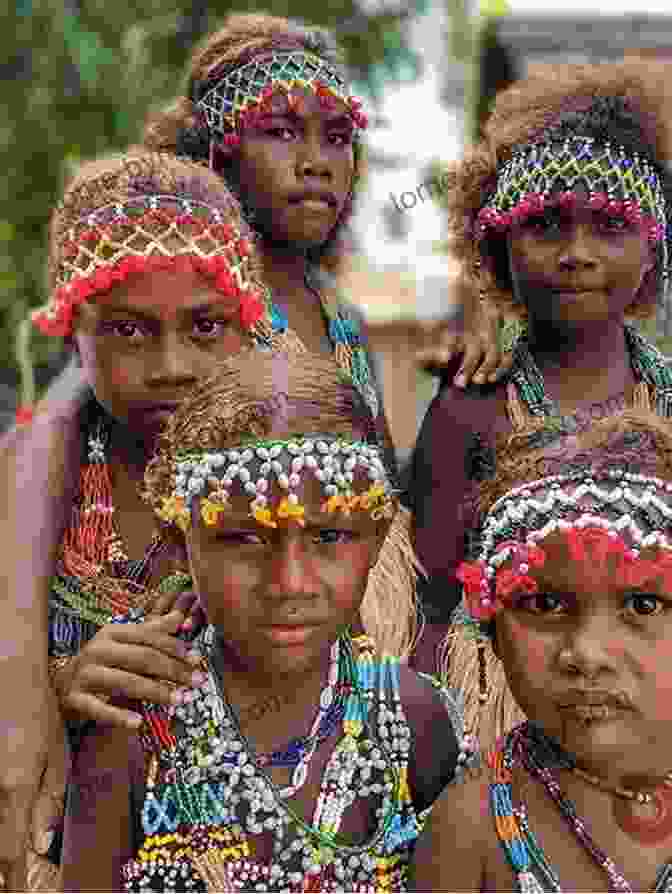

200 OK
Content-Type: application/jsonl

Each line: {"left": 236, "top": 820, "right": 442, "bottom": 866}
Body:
{"left": 142, "top": 12, "right": 364, "bottom": 274}
{"left": 144, "top": 348, "right": 420, "bottom": 660}
{"left": 49, "top": 148, "right": 264, "bottom": 295}
{"left": 477, "top": 401, "right": 672, "bottom": 522}
{"left": 446, "top": 59, "right": 672, "bottom": 317}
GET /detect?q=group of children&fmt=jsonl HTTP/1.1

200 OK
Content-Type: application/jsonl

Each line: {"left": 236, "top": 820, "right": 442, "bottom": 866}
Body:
{"left": 3, "top": 10, "right": 672, "bottom": 893}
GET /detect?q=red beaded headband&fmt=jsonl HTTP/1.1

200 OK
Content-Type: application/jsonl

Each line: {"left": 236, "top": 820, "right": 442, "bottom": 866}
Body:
{"left": 33, "top": 194, "right": 267, "bottom": 337}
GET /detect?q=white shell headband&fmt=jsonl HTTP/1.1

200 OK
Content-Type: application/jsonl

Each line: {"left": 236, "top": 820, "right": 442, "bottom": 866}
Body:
{"left": 155, "top": 435, "right": 396, "bottom": 531}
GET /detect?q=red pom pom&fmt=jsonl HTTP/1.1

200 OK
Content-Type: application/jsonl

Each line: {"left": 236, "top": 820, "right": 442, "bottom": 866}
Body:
{"left": 15, "top": 405, "right": 34, "bottom": 426}
{"left": 239, "top": 290, "right": 265, "bottom": 329}
{"left": 588, "top": 192, "right": 608, "bottom": 211}
{"left": 236, "top": 238, "right": 251, "bottom": 258}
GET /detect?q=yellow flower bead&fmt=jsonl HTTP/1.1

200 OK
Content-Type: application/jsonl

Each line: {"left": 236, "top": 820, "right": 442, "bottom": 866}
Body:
{"left": 252, "top": 506, "right": 277, "bottom": 529}
{"left": 277, "top": 498, "right": 305, "bottom": 526}
{"left": 200, "top": 498, "right": 227, "bottom": 527}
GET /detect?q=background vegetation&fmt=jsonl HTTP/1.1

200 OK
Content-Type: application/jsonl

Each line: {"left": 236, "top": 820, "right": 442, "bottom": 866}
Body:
{"left": 1, "top": 0, "right": 423, "bottom": 401}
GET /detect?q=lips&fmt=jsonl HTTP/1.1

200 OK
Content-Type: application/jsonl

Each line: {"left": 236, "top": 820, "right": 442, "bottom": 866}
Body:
{"left": 558, "top": 690, "right": 633, "bottom": 712}
{"left": 261, "top": 625, "right": 320, "bottom": 646}
{"left": 288, "top": 189, "right": 338, "bottom": 208}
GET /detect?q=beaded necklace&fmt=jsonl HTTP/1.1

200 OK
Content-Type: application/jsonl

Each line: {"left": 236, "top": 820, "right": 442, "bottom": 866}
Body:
{"left": 490, "top": 723, "right": 672, "bottom": 893}
{"left": 508, "top": 324, "right": 672, "bottom": 420}
{"left": 123, "top": 632, "right": 421, "bottom": 892}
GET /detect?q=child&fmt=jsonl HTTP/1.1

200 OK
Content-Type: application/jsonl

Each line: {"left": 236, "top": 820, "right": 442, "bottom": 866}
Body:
{"left": 60, "top": 349, "right": 470, "bottom": 892}
{"left": 12, "top": 147, "right": 292, "bottom": 890}
{"left": 412, "top": 405, "right": 672, "bottom": 892}
{"left": 410, "top": 59, "right": 672, "bottom": 672}
{"left": 143, "top": 11, "right": 505, "bottom": 393}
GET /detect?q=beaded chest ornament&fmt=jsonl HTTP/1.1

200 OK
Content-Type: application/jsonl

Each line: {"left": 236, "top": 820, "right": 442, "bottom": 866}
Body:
{"left": 196, "top": 50, "right": 368, "bottom": 147}
{"left": 476, "top": 136, "right": 670, "bottom": 280}
{"left": 154, "top": 435, "right": 396, "bottom": 533}
{"left": 33, "top": 194, "right": 272, "bottom": 339}
{"left": 122, "top": 632, "right": 427, "bottom": 892}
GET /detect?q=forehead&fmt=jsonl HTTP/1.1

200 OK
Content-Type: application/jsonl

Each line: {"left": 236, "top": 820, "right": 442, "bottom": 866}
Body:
{"left": 262, "top": 88, "right": 352, "bottom": 123}
{"left": 76, "top": 269, "right": 236, "bottom": 323}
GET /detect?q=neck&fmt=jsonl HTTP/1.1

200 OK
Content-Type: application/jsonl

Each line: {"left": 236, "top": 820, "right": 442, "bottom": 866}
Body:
{"left": 260, "top": 242, "right": 324, "bottom": 322}
{"left": 214, "top": 635, "right": 335, "bottom": 704}
{"left": 528, "top": 316, "right": 629, "bottom": 377}
{"left": 107, "top": 420, "right": 152, "bottom": 481}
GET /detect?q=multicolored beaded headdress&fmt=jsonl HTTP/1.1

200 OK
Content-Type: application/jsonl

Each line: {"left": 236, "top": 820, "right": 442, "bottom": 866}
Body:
{"left": 155, "top": 434, "right": 396, "bottom": 532}
{"left": 196, "top": 50, "right": 368, "bottom": 146}
{"left": 458, "top": 465, "right": 672, "bottom": 624}
{"left": 33, "top": 194, "right": 267, "bottom": 337}
{"left": 476, "top": 136, "right": 670, "bottom": 277}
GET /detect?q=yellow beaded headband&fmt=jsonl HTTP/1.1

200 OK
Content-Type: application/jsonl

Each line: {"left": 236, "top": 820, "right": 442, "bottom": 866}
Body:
{"left": 155, "top": 435, "right": 396, "bottom": 532}
{"left": 34, "top": 194, "right": 268, "bottom": 337}
{"left": 196, "top": 50, "right": 368, "bottom": 147}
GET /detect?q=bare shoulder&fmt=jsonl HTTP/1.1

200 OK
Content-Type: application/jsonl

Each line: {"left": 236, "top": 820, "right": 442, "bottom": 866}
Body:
{"left": 410, "top": 767, "right": 492, "bottom": 892}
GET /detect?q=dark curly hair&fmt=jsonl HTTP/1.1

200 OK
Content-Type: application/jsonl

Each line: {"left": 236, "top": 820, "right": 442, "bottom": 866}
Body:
{"left": 445, "top": 59, "right": 672, "bottom": 318}
{"left": 142, "top": 12, "right": 364, "bottom": 275}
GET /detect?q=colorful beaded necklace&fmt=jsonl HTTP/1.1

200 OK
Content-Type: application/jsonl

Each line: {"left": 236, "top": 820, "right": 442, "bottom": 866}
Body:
{"left": 508, "top": 324, "right": 672, "bottom": 420}
{"left": 123, "top": 631, "right": 422, "bottom": 892}
{"left": 490, "top": 723, "right": 672, "bottom": 893}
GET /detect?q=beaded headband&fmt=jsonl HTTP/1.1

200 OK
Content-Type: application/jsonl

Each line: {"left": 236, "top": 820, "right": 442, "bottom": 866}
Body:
{"left": 476, "top": 136, "right": 669, "bottom": 275}
{"left": 196, "top": 50, "right": 368, "bottom": 145}
{"left": 458, "top": 468, "right": 672, "bottom": 623}
{"left": 155, "top": 435, "right": 395, "bottom": 532}
{"left": 34, "top": 194, "right": 267, "bottom": 337}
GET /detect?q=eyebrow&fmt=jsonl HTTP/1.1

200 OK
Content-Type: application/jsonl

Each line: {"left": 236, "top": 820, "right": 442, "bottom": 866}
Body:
{"left": 97, "top": 300, "right": 231, "bottom": 322}
{"left": 257, "top": 108, "right": 354, "bottom": 128}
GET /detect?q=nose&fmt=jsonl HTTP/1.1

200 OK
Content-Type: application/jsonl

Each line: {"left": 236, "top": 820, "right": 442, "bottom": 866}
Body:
{"left": 557, "top": 611, "right": 618, "bottom": 679}
{"left": 558, "top": 223, "right": 599, "bottom": 271}
{"left": 264, "top": 536, "right": 317, "bottom": 602}
{"left": 296, "top": 130, "right": 332, "bottom": 181}
{"left": 145, "top": 332, "right": 199, "bottom": 389}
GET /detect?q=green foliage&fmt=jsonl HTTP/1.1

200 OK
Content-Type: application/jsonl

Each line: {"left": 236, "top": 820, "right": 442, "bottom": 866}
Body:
{"left": 1, "top": 0, "right": 418, "bottom": 395}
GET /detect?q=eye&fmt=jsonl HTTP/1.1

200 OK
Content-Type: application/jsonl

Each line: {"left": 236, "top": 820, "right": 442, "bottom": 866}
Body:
{"left": 266, "top": 126, "right": 296, "bottom": 140}
{"left": 522, "top": 213, "right": 561, "bottom": 234}
{"left": 215, "top": 530, "right": 266, "bottom": 546}
{"left": 598, "top": 215, "right": 631, "bottom": 233}
{"left": 311, "top": 529, "right": 357, "bottom": 546}
{"left": 328, "top": 131, "right": 353, "bottom": 146}
{"left": 623, "top": 592, "right": 667, "bottom": 617}
{"left": 102, "top": 321, "right": 146, "bottom": 341}
{"left": 515, "top": 592, "right": 568, "bottom": 615}
{"left": 192, "top": 318, "right": 232, "bottom": 339}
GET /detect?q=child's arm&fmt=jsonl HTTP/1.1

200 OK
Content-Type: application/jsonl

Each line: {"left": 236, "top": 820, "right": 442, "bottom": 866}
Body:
{"left": 410, "top": 772, "right": 489, "bottom": 892}
{"left": 60, "top": 723, "right": 144, "bottom": 892}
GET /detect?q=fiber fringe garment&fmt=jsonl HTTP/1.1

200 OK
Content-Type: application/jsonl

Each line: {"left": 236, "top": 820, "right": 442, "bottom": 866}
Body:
{"left": 443, "top": 325, "right": 672, "bottom": 756}
{"left": 31, "top": 280, "right": 412, "bottom": 893}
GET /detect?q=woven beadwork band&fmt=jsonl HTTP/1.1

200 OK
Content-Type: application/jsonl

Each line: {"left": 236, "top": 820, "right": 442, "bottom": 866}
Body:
{"left": 34, "top": 194, "right": 266, "bottom": 337}
{"left": 476, "top": 136, "right": 670, "bottom": 277}
{"left": 196, "top": 50, "right": 368, "bottom": 142}
{"left": 155, "top": 435, "right": 395, "bottom": 531}
{"left": 458, "top": 468, "right": 672, "bottom": 623}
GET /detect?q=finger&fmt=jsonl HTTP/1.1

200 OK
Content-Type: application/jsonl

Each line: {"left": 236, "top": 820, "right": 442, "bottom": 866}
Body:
{"left": 488, "top": 349, "right": 515, "bottom": 382}
{"left": 453, "top": 339, "right": 482, "bottom": 387}
{"left": 148, "top": 589, "right": 179, "bottom": 616}
{"left": 471, "top": 339, "right": 501, "bottom": 384}
{"left": 68, "top": 665, "right": 206, "bottom": 716}
{"left": 181, "top": 600, "right": 207, "bottom": 634}
{"left": 79, "top": 641, "right": 204, "bottom": 692}
{"left": 63, "top": 690, "right": 144, "bottom": 731}
{"left": 108, "top": 610, "right": 193, "bottom": 659}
